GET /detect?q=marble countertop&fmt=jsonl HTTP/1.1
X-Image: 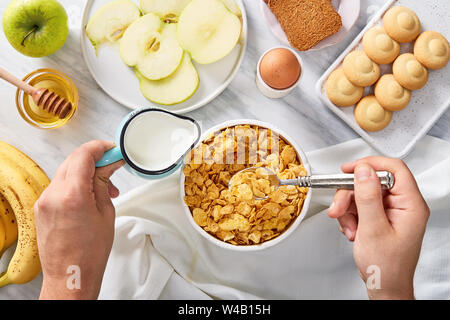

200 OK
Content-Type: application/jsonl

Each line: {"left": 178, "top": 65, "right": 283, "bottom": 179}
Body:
{"left": 0, "top": 0, "right": 449, "bottom": 195}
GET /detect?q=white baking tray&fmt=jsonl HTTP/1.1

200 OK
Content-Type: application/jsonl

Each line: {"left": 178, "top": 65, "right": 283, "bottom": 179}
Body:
{"left": 315, "top": 0, "right": 450, "bottom": 158}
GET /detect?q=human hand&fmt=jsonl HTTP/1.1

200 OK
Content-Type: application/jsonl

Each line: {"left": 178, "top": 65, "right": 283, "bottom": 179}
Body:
{"left": 328, "top": 157, "right": 429, "bottom": 300}
{"left": 35, "top": 141, "right": 124, "bottom": 300}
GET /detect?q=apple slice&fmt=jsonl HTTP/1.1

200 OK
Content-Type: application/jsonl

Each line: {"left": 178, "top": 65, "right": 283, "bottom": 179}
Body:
{"left": 120, "top": 14, "right": 183, "bottom": 80}
{"left": 177, "top": 0, "right": 241, "bottom": 64}
{"left": 86, "top": 0, "right": 141, "bottom": 50}
{"left": 221, "top": 0, "right": 241, "bottom": 17}
{"left": 136, "top": 52, "right": 199, "bottom": 105}
{"left": 140, "top": 0, "right": 191, "bottom": 22}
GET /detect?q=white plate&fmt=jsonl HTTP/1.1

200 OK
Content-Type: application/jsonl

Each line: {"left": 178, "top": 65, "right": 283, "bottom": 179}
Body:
{"left": 316, "top": 0, "right": 450, "bottom": 158}
{"left": 81, "top": 0, "right": 247, "bottom": 113}
{"left": 261, "top": 0, "right": 360, "bottom": 51}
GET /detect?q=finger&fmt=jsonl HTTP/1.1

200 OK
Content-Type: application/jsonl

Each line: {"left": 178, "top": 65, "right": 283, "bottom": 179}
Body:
{"left": 328, "top": 189, "right": 353, "bottom": 218}
{"left": 93, "top": 160, "right": 124, "bottom": 210}
{"left": 108, "top": 181, "right": 120, "bottom": 198}
{"left": 65, "top": 141, "right": 116, "bottom": 186}
{"left": 342, "top": 157, "right": 419, "bottom": 196}
{"left": 337, "top": 213, "right": 358, "bottom": 241}
{"left": 353, "top": 164, "right": 391, "bottom": 231}
{"left": 78, "top": 140, "right": 116, "bottom": 163}
{"left": 52, "top": 159, "right": 68, "bottom": 181}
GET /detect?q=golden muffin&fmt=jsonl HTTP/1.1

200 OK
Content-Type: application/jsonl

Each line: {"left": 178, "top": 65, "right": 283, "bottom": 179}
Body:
{"left": 383, "top": 6, "right": 421, "bottom": 43}
{"left": 343, "top": 50, "right": 381, "bottom": 87}
{"left": 362, "top": 26, "right": 400, "bottom": 64}
{"left": 374, "top": 74, "right": 411, "bottom": 111}
{"left": 354, "top": 95, "right": 393, "bottom": 132}
{"left": 414, "top": 31, "right": 450, "bottom": 70}
{"left": 326, "top": 68, "right": 364, "bottom": 107}
{"left": 393, "top": 53, "right": 428, "bottom": 90}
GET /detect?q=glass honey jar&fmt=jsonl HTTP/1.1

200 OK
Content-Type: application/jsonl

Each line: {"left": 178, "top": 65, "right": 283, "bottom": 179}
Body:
{"left": 15, "top": 68, "right": 78, "bottom": 129}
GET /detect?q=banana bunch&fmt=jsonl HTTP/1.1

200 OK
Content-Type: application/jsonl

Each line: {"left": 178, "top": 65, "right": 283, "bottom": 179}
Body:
{"left": 0, "top": 141, "right": 50, "bottom": 287}
{"left": 0, "top": 193, "right": 18, "bottom": 257}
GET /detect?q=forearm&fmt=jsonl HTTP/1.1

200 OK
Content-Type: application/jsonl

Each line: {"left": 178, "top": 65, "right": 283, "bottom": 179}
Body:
{"left": 40, "top": 274, "right": 102, "bottom": 300}
{"left": 367, "top": 284, "right": 415, "bottom": 300}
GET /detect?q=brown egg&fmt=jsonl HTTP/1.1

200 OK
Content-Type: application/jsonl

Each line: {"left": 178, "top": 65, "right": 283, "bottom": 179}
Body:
{"left": 259, "top": 48, "right": 301, "bottom": 90}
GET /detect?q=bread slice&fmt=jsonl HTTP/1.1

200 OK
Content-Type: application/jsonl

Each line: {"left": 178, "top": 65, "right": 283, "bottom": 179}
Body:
{"left": 268, "top": 0, "right": 342, "bottom": 51}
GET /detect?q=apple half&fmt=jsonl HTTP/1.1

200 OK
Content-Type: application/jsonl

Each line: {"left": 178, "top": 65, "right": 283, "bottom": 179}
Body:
{"left": 177, "top": 0, "right": 241, "bottom": 64}
{"left": 136, "top": 52, "right": 199, "bottom": 105}
{"left": 120, "top": 14, "right": 183, "bottom": 80}
{"left": 221, "top": 0, "right": 242, "bottom": 17}
{"left": 86, "top": 0, "right": 141, "bottom": 50}
{"left": 140, "top": 0, "right": 191, "bottom": 22}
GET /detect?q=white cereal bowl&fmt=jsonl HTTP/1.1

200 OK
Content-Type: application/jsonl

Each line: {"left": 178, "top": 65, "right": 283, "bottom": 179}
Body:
{"left": 179, "top": 119, "right": 312, "bottom": 251}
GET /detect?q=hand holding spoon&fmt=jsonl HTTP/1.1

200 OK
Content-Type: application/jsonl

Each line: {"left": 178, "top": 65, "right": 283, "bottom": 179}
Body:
{"left": 229, "top": 167, "right": 394, "bottom": 200}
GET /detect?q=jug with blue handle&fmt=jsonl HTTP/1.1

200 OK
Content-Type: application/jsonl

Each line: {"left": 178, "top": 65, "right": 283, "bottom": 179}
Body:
{"left": 96, "top": 107, "right": 201, "bottom": 179}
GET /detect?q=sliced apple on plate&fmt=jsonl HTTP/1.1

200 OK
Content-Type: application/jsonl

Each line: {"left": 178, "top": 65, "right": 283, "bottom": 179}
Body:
{"left": 177, "top": 0, "right": 241, "bottom": 64}
{"left": 140, "top": 0, "right": 191, "bottom": 22}
{"left": 136, "top": 52, "right": 199, "bottom": 105}
{"left": 120, "top": 13, "right": 183, "bottom": 80}
{"left": 221, "top": 0, "right": 242, "bottom": 17}
{"left": 86, "top": 0, "right": 141, "bottom": 50}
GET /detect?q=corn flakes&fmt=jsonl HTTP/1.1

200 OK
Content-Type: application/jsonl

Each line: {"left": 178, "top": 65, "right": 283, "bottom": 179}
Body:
{"left": 184, "top": 125, "right": 308, "bottom": 246}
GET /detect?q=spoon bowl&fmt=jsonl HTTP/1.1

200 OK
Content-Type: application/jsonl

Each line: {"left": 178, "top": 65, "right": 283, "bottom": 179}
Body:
{"left": 228, "top": 166, "right": 281, "bottom": 200}
{"left": 229, "top": 166, "right": 394, "bottom": 201}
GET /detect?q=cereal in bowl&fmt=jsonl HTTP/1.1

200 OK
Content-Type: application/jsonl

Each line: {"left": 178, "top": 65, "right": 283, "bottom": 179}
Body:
{"left": 183, "top": 125, "right": 308, "bottom": 246}
{"left": 229, "top": 167, "right": 276, "bottom": 200}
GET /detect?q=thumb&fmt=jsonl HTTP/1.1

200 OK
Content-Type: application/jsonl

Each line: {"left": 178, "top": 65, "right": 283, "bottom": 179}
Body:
{"left": 354, "top": 164, "right": 391, "bottom": 232}
{"left": 94, "top": 160, "right": 124, "bottom": 210}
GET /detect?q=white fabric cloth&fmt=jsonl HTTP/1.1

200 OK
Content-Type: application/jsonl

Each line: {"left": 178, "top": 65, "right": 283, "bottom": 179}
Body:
{"left": 99, "top": 135, "right": 450, "bottom": 300}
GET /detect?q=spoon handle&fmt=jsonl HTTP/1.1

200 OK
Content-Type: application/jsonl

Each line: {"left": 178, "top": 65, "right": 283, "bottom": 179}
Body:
{"left": 281, "top": 171, "right": 394, "bottom": 190}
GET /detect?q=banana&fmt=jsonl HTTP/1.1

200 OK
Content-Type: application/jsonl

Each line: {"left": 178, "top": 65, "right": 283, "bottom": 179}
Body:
{"left": 0, "top": 194, "right": 17, "bottom": 255}
{"left": 0, "top": 218, "right": 5, "bottom": 254}
{"left": 0, "top": 142, "right": 50, "bottom": 287}
{"left": 0, "top": 141, "right": 50, "bottom": 192}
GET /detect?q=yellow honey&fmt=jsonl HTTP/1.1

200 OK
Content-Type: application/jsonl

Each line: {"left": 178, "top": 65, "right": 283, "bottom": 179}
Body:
{"left": 16, "top": 69, "right": 78, "bottom": 129}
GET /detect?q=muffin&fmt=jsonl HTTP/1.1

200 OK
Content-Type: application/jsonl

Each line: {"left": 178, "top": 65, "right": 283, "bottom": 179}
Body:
{"left": 343, "top": 50, "right": 381, "bottom": 86}
{"left": 354, "top": 95, "right": 393, "bottom": 132}
{"left": 374, "top": 74, "right": 411, "bottom": 111}
{"left": 393, "top": 53, "right": 428, "bottom": 90}
{"left": 326, "top": 68, "right": 364, "bottom": 107}
{"left": 414, "top": 31, "right": 450, "bottom": 70}
{"left": 362, "top": 26, "right": 400, "bottom": 64}
{"left": 383, "top": 6, "right": 421, "bottom": 43}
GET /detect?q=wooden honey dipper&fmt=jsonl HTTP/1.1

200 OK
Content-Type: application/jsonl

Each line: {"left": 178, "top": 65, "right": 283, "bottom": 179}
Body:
{"left": 0, "top": 66, "right": 72, "bottom": 119}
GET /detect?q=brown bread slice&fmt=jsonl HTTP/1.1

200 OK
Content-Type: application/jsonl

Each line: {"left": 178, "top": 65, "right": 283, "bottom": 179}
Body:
{"left": 268, "top": 0, "right": 342, "bottom": 51}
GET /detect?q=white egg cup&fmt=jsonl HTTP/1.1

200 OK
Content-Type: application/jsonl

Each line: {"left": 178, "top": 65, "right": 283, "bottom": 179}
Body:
{"left": 256, "top": 46, "right": 304, "bottom": 99}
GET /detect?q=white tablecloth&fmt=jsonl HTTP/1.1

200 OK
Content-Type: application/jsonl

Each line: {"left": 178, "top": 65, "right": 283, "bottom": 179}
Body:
{"left": 98, "top": 135, "right": 450, "bottom": 300}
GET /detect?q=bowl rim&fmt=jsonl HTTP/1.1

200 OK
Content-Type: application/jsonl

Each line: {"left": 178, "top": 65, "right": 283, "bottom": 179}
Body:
{"left": 179, "top": 119, "right": 312, "bottom": 251}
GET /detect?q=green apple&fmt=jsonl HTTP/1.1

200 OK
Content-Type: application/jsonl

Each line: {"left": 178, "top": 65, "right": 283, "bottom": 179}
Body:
{"left": 177, "top": 0, "right": 241, "bottom": 64}
{"left": 136, "top": 52, "right": 199, "bottom": 105}
{"left": 140, "top": 0, "right": 191, "bottom": 22}
{"left": 120, "top": 14, "right": 183, "bottom": 80}
{"left": 2, "top": 0, "right": 69, "bottom": 57}
{"left": 86, "top": 0, "right": 141, "bottom": 50}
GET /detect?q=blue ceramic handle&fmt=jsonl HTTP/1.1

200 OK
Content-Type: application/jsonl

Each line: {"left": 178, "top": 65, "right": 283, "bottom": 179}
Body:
{"left": 96, "top": 146, "right": 123, "bottom": 167}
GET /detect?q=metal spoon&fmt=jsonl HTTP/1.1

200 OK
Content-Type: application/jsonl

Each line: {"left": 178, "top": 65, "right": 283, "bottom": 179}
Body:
{"left": 229, "top": 167, "right": 394, "bottom": 200}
